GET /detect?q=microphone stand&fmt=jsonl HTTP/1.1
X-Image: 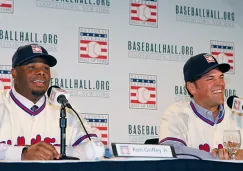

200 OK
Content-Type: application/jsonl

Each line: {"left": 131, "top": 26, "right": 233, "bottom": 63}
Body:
{"left": 57, "top": 104, "right": 79, "bottom": 160}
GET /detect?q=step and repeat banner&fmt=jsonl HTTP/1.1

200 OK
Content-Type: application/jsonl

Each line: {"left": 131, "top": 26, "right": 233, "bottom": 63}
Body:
{"left": 0, "top": 0, "right": 243, "bottom": 148}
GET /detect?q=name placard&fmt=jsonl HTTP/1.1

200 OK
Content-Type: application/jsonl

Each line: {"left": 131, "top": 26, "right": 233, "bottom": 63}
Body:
{"left": 111, "top": 143, "right": 176, "bottom": 158}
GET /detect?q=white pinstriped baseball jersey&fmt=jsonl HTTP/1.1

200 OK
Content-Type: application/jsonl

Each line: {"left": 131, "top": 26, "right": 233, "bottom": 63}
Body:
{"left": 0, "top": 88, "right": 101, "bottom": 160}
{"left": 159, "top": 100, "right": 243, "bottom": 152}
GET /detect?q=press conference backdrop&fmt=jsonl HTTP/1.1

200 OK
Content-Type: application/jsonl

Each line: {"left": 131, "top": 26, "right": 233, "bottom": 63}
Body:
{"left": 0, "top": 0, "right": 243, "bottom": 149}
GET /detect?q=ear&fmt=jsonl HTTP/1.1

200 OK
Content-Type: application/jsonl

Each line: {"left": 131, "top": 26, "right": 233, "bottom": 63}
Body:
{"left": 186, "top": 82, "right": 196, "bottom": 96}
{"left": 11, "top": 68, "right": 16, "bottom": 79}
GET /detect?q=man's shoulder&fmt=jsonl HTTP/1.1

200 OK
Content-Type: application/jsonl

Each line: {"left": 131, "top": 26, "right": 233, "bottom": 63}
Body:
{"left": 164, "top": 101, "right": 192, "bottom": 117}
{"left": 0, "top": 89, "right": 11, "bottom": 103}
{"left": 167, "top": 101, "right": 191, "bottom": 111}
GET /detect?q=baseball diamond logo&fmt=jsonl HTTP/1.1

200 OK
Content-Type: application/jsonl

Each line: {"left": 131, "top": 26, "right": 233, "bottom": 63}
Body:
{"left": 0, "top": 0, "right": 13, "bottom": 13}
{"left": 31, "top": 44, "right": 42, "bottom": 53}
{"left": 129, "top": 0, "right": 158, "bottom": 28}
{"left": 129, "top": 73, "right": 157, "bottom": 110}
{"left": 0, "top": 65, "right": 12, "bottom": 90}
{"left": 210, "top": 40, "right": 235, "bottom": 74}
{"left": 204, "top": 54, "right": 215, "bottom": 63}
{"left": 82, "top": 113, "right": 109, "bottom": 147}
{"left": 79, "top": 27, "right": 109, "bottom": 65}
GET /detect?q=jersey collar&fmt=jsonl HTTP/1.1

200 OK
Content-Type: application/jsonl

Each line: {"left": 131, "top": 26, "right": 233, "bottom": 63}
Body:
{"left": 10, "top": 87, "right": 46, "bottom": 116}
{"left": 190, "top": 99, "right": 224, "bottom": 126}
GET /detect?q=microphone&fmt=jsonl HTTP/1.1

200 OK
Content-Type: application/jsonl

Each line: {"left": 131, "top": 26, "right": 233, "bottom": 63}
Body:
{"left": 47, "top": 85, "right": 92, "bottom": 141}
{"left": 47, "top": 85, "right": 72, "bottom": 109}
{"left": 227, "top": 95, "right": 243, "bottom": 113}
{"left": 47, "top": 86, "right": 106, "bottom": 160}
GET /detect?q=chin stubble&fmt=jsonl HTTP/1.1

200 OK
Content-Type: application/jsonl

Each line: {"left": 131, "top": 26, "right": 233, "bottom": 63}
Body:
{"left": 31, "top": 90, "right": 46, "bottom": 97}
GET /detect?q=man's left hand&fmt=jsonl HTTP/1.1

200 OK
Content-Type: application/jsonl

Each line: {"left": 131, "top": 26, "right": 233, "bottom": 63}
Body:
{"left": 212, "top": 148, "right": 230, "bottom": 160}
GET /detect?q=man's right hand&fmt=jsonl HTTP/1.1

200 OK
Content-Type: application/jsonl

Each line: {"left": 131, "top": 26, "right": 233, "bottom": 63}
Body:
{"left": 21, "top": 141, "right": 60, "bottom": 160}
{"left": 212, "top": 148, "right": 230, "bottom": 160}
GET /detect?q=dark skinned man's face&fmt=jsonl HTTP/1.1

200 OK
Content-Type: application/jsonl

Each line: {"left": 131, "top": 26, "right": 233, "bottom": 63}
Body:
{"left": 11, "top": 57, "right": 51, "bottom": 103}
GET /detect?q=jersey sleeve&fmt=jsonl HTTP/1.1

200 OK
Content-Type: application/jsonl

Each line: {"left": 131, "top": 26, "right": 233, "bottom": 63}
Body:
{"left": 67, "top": 107, "right": 102, "bottom": 147}
{"left": 159, "top": 102, "right": 189, "bottom": 146}
{"left": 0, "top": 91, "right": 24, "bottom": 160}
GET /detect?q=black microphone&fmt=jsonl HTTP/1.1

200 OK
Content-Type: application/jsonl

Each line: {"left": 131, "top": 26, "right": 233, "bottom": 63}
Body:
{"left": 226, "top": 95, "right": 243, "bottom": 114}
{"left": 227, "top": 95, "right": 238, "bottom": 109}
{"left": 47, "top": 85, "right": 72, "bottom": 109}
{"left": 47, "top": 85, "right": 92, "bottom": 141}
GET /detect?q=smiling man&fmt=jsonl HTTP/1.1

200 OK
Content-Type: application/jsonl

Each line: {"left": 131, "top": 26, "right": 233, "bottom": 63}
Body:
{"left": 159, "top": 53, "right": 243, "bottom": 160}
{"left": 11, "top": 45, "right": 56, "bottom": 104}
{"left": 0, "top": 44, "right": 102, "bottom": 160}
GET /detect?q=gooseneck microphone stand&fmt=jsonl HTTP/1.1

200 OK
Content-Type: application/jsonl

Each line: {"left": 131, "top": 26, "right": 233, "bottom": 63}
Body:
{"left": 57, "top": 104, "right": 79, "bottom": 160}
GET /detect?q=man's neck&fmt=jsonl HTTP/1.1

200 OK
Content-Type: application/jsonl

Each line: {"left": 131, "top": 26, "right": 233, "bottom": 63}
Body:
{"left": 193, "top": 99, "right": 219, "bottom": 121}
{"left": 28, "top": 96, "right": 41, "bottom": 104}
{"left": 14, "top": 86, "right": 42, "bottom": 104}
{"left": 212, "top": 108, "right": 219, "bottom": 121}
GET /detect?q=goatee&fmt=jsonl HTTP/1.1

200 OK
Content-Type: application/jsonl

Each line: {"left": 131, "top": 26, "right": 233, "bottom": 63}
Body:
{"left": 31, "top": 90, "right": 46, "bottom": 97}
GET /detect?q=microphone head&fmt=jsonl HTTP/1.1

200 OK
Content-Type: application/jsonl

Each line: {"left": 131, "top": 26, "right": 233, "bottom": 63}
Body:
{"left": 47, "top": 85, "right": 60, "bottom": 97}
{"left": 48, "top": 85, "right": 70, "bottom": 106}
{"left": 227, "top": 95, "right": 238, "bottom": 109}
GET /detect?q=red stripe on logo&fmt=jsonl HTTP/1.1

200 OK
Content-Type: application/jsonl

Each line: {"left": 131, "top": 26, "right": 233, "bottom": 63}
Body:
{"left": 130, "top": 100, "right": 156, "bottom": 104}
